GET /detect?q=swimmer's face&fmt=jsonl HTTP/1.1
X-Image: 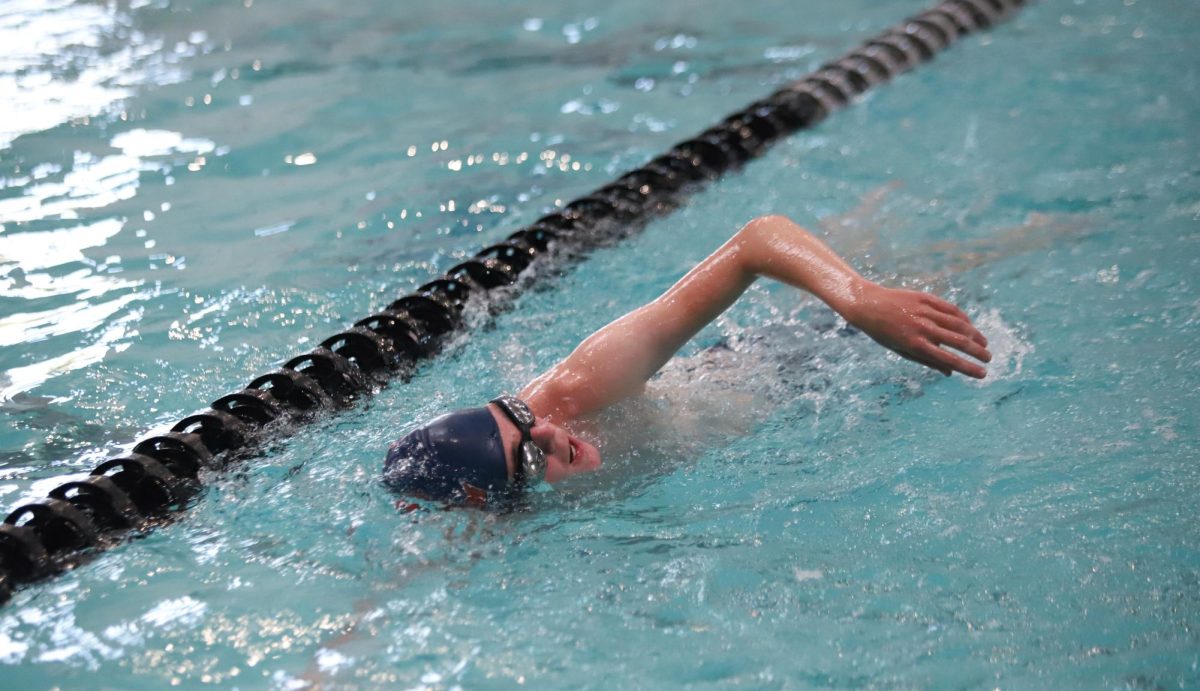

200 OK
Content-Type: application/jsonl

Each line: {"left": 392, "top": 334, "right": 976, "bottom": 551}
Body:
{"left": 489, "top": 404, "right": 601, "bottom": 484}
{"left": 531, "top": 417, "right": 602, "bottom": 483}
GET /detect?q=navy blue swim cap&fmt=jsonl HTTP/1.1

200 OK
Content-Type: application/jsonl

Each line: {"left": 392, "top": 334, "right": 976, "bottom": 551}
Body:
{"left": 383, "top": 407, "right": 509, "bottom": 502}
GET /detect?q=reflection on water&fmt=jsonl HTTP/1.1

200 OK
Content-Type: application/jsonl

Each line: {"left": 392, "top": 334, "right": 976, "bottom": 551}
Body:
{"left": 0, "top": 129, "right": 218, "bottom": 405}
{"left": 0, "top": 0, "right": 218, "bottom": 414}
{"left": 0, "top": 220, "right": 123, "bottom": 271}
{"left": 0, "top": 0, "right": 188, "bottom": 149}
{"left": 0, "top": 132, "right": 214, "bottom": 225}
{"left": 0, "top": 312, "right": 137, "bottom": 404}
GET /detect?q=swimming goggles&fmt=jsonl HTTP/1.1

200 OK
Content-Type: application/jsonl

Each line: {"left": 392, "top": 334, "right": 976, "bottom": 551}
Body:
{"left": 490, "top": 395, "right": 547, "bottom": 485}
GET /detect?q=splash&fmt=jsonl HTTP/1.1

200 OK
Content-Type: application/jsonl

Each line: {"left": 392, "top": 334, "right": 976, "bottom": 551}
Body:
{"left": 968, "top": 307, "right": 1033, "bottom": 383}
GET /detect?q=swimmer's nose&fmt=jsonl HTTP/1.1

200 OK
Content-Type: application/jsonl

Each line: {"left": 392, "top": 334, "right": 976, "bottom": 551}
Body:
{"left": 530, "top": 423, "right": 567, "bottom": 461}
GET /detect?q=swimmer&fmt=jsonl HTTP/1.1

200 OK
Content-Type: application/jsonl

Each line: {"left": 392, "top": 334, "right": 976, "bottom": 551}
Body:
{"left": 384, "top": 214, "right": 992, "bottom": 504}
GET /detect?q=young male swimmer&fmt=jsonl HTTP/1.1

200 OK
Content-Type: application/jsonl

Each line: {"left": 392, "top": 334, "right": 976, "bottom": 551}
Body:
{"left": 384, "top": 214, "right": 991, "bottom": 503}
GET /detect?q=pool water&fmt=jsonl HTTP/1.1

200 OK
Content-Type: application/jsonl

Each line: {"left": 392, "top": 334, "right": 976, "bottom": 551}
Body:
{"left": 2, "top": 0, "right": 1198, "bottom": 687}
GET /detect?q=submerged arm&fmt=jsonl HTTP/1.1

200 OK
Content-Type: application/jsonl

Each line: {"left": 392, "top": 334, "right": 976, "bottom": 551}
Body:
{"left": 522, "top": 215, "right": 990, "bottom": 421}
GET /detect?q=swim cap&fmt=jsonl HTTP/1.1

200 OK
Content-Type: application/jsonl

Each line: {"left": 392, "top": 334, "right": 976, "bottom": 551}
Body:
{"left": 383, "top": 407, "right": 509, "bottom": 502}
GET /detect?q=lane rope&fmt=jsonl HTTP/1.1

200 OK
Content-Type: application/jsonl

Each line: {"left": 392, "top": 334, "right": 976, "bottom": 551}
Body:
{"left": 0, "top": 0, "right": 1027, "bottom": 604}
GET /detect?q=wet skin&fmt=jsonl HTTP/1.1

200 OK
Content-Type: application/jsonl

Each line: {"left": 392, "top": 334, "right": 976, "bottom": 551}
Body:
{"left": 488, "top": 404, "right": 601, "bottom": 484}
{"left": 496, "top": 214, "right": 992, "bottom": 485}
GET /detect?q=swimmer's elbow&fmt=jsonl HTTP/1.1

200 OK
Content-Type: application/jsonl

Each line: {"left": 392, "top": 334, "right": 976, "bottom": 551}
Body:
{"left": 748, "top": 213, "right": 795, "bottom": 229}
{"left": 740, "top": 215, "right": 810, "bottom": 247}
{"left": 737, "top": 214, "right": 813, "bottom": 274}
{"left": 746, "top": 214, "right": 810, "bottom": 237}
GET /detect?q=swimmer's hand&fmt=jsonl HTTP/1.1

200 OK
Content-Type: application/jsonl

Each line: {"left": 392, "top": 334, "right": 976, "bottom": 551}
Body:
{"left": 841, "top": 282, "right": 991, "bottom": 378}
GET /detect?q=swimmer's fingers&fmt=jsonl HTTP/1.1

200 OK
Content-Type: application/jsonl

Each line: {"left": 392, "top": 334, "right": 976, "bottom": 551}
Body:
{"left": 920, "top": 294, "right": 970, "bottom": 321}
{"left": 928, "top": 326, "right": 992, "bottom": 364}
{"left": 898, "top": 350, "right": 951, "bottom": 377}
{"left": 916, "top": 341, "right": 987, "bottom": 379}
{"left": 923, "top": 308, "right": 988, "bottom": 348}
{"left": 921, "top": 292, "right": 988, "bottom": 343}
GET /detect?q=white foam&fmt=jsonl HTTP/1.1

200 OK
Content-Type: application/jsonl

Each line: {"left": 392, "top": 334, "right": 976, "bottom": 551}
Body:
{"left": 968, "top": 308, "right": 1034, "bottom": 384}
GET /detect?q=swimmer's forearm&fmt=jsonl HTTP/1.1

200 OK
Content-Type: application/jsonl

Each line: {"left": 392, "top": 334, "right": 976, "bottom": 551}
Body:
{"left": 739, "top": 215, "right": 990, "bottom": 377}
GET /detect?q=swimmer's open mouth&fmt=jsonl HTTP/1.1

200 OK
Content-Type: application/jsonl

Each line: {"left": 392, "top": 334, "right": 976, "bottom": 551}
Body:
{"left": 568, "top": 439, "right": 578, "bottom": 464}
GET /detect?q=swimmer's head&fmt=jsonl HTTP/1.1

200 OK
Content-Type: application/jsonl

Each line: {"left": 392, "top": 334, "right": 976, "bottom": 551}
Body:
{"left": 383, "top": 405, "right": 509, "bottom": 503}
{"left": 383, "top": 396, "right": 602, "bottom": 505}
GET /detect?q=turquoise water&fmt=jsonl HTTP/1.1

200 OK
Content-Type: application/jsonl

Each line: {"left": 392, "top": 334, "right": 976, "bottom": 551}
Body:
{"left": 2, "top": 0, "right": 1199, "bottom": 687}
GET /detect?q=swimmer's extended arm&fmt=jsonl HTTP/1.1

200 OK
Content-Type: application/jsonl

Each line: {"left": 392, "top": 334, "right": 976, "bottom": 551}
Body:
{"left": 522, "top": 215, "right": 991, "bottom": 421}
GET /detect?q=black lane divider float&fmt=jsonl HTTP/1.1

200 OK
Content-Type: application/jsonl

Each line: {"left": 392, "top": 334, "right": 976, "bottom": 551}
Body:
{"left": 0, "top": 0, "right": 1026, "bottom": 604}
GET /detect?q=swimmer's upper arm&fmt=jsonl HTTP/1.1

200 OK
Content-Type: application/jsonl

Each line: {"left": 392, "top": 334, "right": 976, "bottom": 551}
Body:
{"left": 522, "top": 218, "right": 768, "bottom": 418}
